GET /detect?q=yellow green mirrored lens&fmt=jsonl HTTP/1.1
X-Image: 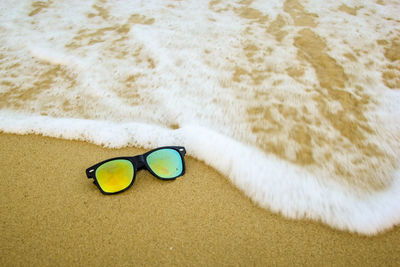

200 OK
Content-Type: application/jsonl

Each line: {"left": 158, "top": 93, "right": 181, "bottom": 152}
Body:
{"left": 95, "top": 159, "right": 134, "bottom": 193}
{"left": 146, "top": 149, "right": 183, "bottom": 179}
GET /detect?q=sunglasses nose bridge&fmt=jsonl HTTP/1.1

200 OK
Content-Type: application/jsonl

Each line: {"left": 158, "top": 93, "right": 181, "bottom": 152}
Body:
{"left": 132, "top": 154, "right": 146, "bottom": 170}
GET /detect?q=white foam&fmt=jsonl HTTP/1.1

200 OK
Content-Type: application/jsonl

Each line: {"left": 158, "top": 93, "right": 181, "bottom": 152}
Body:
{"left": 1, "top": 0, "right": 400, "bottom": 235}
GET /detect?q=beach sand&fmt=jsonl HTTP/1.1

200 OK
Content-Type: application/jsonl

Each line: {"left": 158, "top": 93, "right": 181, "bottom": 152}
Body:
{"left": 1, "top": 133, "right": 399, "bottom": 266}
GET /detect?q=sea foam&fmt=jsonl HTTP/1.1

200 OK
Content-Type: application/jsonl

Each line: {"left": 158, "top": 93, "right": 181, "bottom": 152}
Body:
{"left": 1, "top": 0, "right": 399, "bottom": 234}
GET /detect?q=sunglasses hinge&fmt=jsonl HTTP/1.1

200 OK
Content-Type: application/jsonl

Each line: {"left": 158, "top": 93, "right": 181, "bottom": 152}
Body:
{"left": 86, "top": 168, "right": 95, "bottom": 179}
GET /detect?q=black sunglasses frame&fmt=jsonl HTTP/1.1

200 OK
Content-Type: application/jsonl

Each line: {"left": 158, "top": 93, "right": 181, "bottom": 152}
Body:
{"left": 86, "top": 146, "right": 186, "bottom": 195}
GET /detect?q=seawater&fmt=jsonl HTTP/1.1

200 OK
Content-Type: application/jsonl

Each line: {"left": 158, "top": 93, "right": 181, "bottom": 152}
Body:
{"left": 1, "top": 0, "right": 400, "bottom": 235}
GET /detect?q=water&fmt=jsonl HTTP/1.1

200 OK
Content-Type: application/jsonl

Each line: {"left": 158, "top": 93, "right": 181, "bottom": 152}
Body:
{"left": 1, "top": 0, "right": 400, "bottom": 235}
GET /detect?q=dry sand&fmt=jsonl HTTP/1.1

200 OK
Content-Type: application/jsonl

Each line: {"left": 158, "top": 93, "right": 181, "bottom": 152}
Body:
{"left": 1, "top": 133, "right": 399, "bottom": 266}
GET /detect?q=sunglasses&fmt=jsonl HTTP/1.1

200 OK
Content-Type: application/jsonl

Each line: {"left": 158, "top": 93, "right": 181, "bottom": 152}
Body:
{"left": 86, "top": 146, "right": 186, "bottom": 194}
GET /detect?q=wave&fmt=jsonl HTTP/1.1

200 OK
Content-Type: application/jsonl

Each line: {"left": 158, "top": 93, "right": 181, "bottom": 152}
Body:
{"left": 1, "top": 0, "right": 400, "bottom": 234}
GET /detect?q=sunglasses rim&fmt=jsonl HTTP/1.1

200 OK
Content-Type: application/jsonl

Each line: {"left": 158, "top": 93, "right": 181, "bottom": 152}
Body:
{"left": 86, "top": 146, "right": 186, "bottom": 195}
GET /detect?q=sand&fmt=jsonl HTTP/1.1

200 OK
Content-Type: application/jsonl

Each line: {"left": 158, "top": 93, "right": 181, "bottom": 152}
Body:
{"left": 0, "top": 133, "right": 399, "bottom": 266}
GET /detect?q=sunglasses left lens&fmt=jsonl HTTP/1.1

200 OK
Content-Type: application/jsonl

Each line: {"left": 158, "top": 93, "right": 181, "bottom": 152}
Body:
{"left": 95, "top": 159, "right": 134, "bottom": 193}
{"left": 146, "top": 148, "right": 183, "bottom": 179}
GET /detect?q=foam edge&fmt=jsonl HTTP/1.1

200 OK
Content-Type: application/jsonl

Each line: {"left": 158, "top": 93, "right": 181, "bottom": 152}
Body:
{"left": 0, "top": 110, "right": 399, "bottom": 235}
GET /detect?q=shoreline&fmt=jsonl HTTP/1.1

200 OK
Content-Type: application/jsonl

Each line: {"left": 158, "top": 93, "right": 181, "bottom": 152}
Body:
{"left": 1, "top": 133, "right": 399, "bottom": 266}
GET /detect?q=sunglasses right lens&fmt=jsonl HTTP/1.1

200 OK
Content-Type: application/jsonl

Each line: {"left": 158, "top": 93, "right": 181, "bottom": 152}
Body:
{"left": 146, "top": 148, "right": 183, "bottom": 179}
{"left": 95, "top": 159, "right": 134, "bottom": 193}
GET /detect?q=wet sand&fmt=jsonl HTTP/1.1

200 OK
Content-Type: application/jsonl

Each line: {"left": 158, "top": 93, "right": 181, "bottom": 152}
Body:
{"left": 1, "top": 133, "right": 399, "bottom": 266}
